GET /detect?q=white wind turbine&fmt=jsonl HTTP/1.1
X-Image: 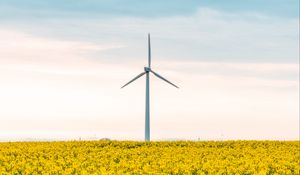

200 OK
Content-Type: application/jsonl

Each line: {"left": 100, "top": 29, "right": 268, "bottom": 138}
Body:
{"left": 121, "top": 33, "right": 179, "bottom": 141}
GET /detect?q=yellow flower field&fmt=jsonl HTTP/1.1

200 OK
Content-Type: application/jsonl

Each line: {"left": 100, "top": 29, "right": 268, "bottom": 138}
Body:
{"left": 0, "top": 141, "right": 299, "bottom": 174}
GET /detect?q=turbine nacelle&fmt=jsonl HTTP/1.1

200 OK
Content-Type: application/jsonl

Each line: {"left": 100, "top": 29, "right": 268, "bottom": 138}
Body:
{"left": 144, "top": 67, "right": 151, "bottom": 72}
{"left": 121, "top": 68, "right": 179, "bottom": 89}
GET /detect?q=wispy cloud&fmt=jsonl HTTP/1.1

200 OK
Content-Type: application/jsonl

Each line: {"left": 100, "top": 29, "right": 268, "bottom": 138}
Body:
{"left": 0, "top": 29, "right": 125, "bottom": 63}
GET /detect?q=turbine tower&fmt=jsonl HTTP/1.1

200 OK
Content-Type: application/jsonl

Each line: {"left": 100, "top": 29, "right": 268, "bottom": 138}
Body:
{"left": 121, "top": 33, "right": 179, "bottom": 141}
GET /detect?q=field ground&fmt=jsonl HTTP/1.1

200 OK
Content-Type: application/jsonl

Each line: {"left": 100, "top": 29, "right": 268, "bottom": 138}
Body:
{"left": 0, "top": 141, "right": 299, "bottom": 174}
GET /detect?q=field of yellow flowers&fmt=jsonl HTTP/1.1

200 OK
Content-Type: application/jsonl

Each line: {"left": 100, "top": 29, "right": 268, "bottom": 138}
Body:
{"left": 0, "top": 141, "right": 299, "bottom": 174}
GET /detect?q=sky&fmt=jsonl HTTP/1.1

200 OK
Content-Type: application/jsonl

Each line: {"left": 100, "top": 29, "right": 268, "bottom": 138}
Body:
{"left": 0, "top": 0, "right": 299, "bottom": 141}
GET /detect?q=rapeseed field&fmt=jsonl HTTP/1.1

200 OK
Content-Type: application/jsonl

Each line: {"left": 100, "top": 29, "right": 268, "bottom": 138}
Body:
{"left": 0, "top": 141, "right": 299, "bottom": 174}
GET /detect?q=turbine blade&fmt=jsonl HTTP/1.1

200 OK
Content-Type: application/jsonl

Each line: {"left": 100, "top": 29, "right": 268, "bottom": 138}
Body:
{"left": 150, "top": 70, "right": 179, "bottom": 88}
{"left": 121, "top": 72, "right": 146, "bottom": 88}
{"left": 148, "top": 33, "right": 151, "bottom": 68}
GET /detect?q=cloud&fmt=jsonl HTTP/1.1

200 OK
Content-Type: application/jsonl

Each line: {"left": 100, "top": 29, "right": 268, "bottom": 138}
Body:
{"left": 0, "top": 29, "right": 125, "bottom": 64}
{"left": 0, "top": 28, "right": 297, "bottom": 84}
{"left": 1, "top": 7, "right": 297, "bottom": 64}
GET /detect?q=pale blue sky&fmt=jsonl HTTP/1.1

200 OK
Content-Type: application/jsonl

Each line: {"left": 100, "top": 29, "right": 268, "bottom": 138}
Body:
{"left": 0, "top": 1, "right": 298, "bottom": 140}
{"left": 0, "top": 0, "right": 298, "bottom": 18}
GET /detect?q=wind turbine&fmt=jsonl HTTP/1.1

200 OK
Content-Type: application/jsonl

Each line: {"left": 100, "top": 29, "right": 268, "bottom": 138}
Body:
{"left": 121, "top": 33, "right": 179, "bottom": 141}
